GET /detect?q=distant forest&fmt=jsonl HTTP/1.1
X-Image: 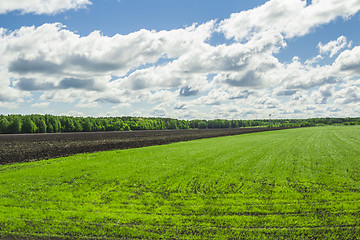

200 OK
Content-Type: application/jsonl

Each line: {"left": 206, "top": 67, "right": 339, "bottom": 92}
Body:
{"left": 0, "top": 114, "right": 359, "bottom": 134}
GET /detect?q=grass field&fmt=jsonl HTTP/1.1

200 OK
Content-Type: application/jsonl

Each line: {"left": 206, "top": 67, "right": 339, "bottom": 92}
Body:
{"left": 1, "top": 126, "right": 360, "bottom": 239}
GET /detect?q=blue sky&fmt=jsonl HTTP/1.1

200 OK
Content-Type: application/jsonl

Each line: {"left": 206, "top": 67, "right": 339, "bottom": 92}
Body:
{"left": 0, "top": 0, "right": 360, "bottom": 119}
{"left": 0, "top": 0, "right": 267, "bottom": 35}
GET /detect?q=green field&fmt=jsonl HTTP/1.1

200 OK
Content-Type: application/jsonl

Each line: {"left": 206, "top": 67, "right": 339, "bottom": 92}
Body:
{"left": 1, "top": 126, "right": 360, "bottom": 239}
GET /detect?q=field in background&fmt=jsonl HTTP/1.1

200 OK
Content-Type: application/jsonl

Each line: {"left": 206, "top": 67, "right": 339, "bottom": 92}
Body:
{"left": 0, "top": 126, "right": 359, "bottom": 239}
{"left": 0, "top": 127, "right": 286, "bottom": 164}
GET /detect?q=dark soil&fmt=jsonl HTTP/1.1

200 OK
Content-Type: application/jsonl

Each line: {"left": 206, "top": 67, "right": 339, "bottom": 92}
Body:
{"left": 0, "top": 127, "right": 289, "bottom": 164}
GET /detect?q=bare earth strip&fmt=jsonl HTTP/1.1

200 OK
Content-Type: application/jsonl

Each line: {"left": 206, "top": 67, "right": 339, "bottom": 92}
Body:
{"left": 0, "top": 127, "right": 288, "bottom": 164}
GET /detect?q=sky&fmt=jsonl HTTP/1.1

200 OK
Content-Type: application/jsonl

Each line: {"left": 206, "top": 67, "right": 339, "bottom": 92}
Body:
{"left": 0, "top": 0, "right": 360, "bottom": 120}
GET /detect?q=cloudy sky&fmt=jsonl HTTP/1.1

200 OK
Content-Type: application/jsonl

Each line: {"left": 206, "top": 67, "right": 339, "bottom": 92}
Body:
{"left": 1, "top": 0, "right": 360, "bottom": 119}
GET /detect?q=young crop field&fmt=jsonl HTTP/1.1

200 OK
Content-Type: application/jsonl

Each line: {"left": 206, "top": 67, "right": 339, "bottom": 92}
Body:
{"left": 0, "top": 126, "right": 359, "bottom": 239}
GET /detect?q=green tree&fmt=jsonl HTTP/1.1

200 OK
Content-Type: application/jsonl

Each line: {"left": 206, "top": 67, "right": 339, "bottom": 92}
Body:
{"left": 0, "top": 118, "right": 10, "bottom": 133}
{"left": 123, "top": 124, "right": 131, "bottom": 131}
{"left": 73, "top": 119, "right": 83, "bottom": 132}
{"left": 61, "top": 117, "right": 75, "bottom": 132}
{"left": 48, "top": 116, "right": 61, "bottom": 133}
{"left": 36, "top": 118, "right": 47, "bottom": 133}
{"left": 168, "top": 120, "right": 178, "bottom": 129}
{"left": 22, "top": 117, "right": 37, "bottom": 133}
{"left": 112, "top": 119, "right": 124, "bottom": 131}
{"left": 9, "top": 117, "right": 22, "bottom": 134}
{"left": 83, "top": 118, "right": 93, "bottom": 132}
{"left": 198, "top": 121, "right": 207, "bottom": 129}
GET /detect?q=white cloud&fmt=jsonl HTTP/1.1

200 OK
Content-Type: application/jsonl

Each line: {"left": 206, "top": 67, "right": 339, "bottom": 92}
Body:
{"left": 318, "top": 36, "right": 348, "bottom": 57}
{"left": 0, "top": 102, "right": 19, "bottom": 109}
{"left": 0, "top": 66, "right": 30, "bottom": 104}
{"left": 111, "top": 103, "right": 131, "bottom": 109}
{"left": 118, "top": 29, "right": 285, "bottom": 93}
{"left": 1, "top": 21, "right": 214, "bottom": 86}
{"left": 335, "top": 86, "right": 360, "bottom": 104}
{"left": 193, "top": 88, "right": 230, "bottom": 106}
{"left": 305, "top": 55, "right": 324, "bottom": 65}
{"left": 150, "top": 106, "right": 167, "bottom": 117}
{"left": 310, "top": 85, "right": 335, "bottom": 104}
{"left": 219, "top": 0, "right": 360, "bottom": 41}
{"left": 145, "top": 90, "right": 177, "bottom": 104}
{"left": 62, "top": 110, "right": 85, "bottom": 117}
{"left": 0, "top": 21, "right": 214, "bottom": 105}
{"left": 0, "top": 0, "right": 91, "bottom": 15}
{"left": 30, "top": 102, "right": 50, "bottom": 108}
{"left": 75, "top": 101, "right": 99, "bottom": 108}
{"left": 219, "top": 0, "right": 305, "bottom": 41}
{"left": 1, "top": 0, "right": 360, "bottom": 119}
{"left": 334, "top": 46, "right": 360, "bottom": 75}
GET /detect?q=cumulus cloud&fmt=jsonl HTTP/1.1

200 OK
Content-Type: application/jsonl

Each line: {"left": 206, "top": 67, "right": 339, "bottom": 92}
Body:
{"left": 219, "top": 0, "right": 360, "bottom": 41}
{"left": 219, "top": 0, "right": 305, "bottom": 41}
{"left": 230, "top": 90, "right": 253, "bottom": 100}
{"left": 1, "top": 0, "right": 360, "bottom": 119}
{"left": 311, "top": 85, "right": 335, "bottom": 104}
{"left": 0, "top": 0, "right": 91, "bottom": 15}
{"left": 75, "top": 101, "right": 99, "bottom": 108}
{"left": 271, "top": 56, "right": 340, "bottom": 94}
{"left": 193, "top": 88, "right": 230, "bottom": 106}
{"left": 9, "top": 56, "right": 62, "bottom": 75}
{"left": 0, "top": 102, "right": 19, "bottom": 109}
{"left": 31, "top": 102, "right": 50, "bottom": 108}
{"left": 15, "top": 78, "right": 55, "bottom": 91}
{"left": 335, "top": 86, "right": 360, "bottom": 104}
{"left": 0, "top": 21, "right": 214, "bottom": 104}
{"left": 173, "top": 103, "right": 187, "bottom": 110}
{"left": 150, "top": 107, "right": 167, "bottom": 117}
{"left": 334, "top": 46, "right": 360, "bottom": 74}
{"left": 14, "top": 77, "right": 104, "bottom": 91}
{"left": 1, "top": 22, "right": 214, "bottom": 86}
{"left": 305, "top": 55, "right": 324, "bottom": 65}
{"left": 0, "top": 66, "right": 30, "bottom": 103}
{"left": 318, "top": 36, "right": 349, "bottom": 57}
{"left": 179, "top": 86, "right": 199, "bottom": 97}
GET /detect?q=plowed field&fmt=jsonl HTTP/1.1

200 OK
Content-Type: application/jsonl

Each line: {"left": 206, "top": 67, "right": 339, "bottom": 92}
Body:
{"left": 0, "top": 127, "right": 286, "bottom": 164}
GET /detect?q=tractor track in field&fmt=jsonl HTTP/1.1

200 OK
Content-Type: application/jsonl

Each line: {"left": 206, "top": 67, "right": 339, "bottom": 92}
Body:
{"left": 0, "top": 127, "right": 289, "bottom": 164}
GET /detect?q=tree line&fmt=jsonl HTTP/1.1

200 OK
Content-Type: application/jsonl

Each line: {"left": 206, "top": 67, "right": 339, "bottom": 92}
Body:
{"left": 0, "top": 114, "right": 359, "bottom": 134}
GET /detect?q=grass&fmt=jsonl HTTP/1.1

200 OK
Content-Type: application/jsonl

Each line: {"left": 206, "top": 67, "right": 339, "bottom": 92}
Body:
{"left": 0, "top": 126, "right": 360, "bottom": 239}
